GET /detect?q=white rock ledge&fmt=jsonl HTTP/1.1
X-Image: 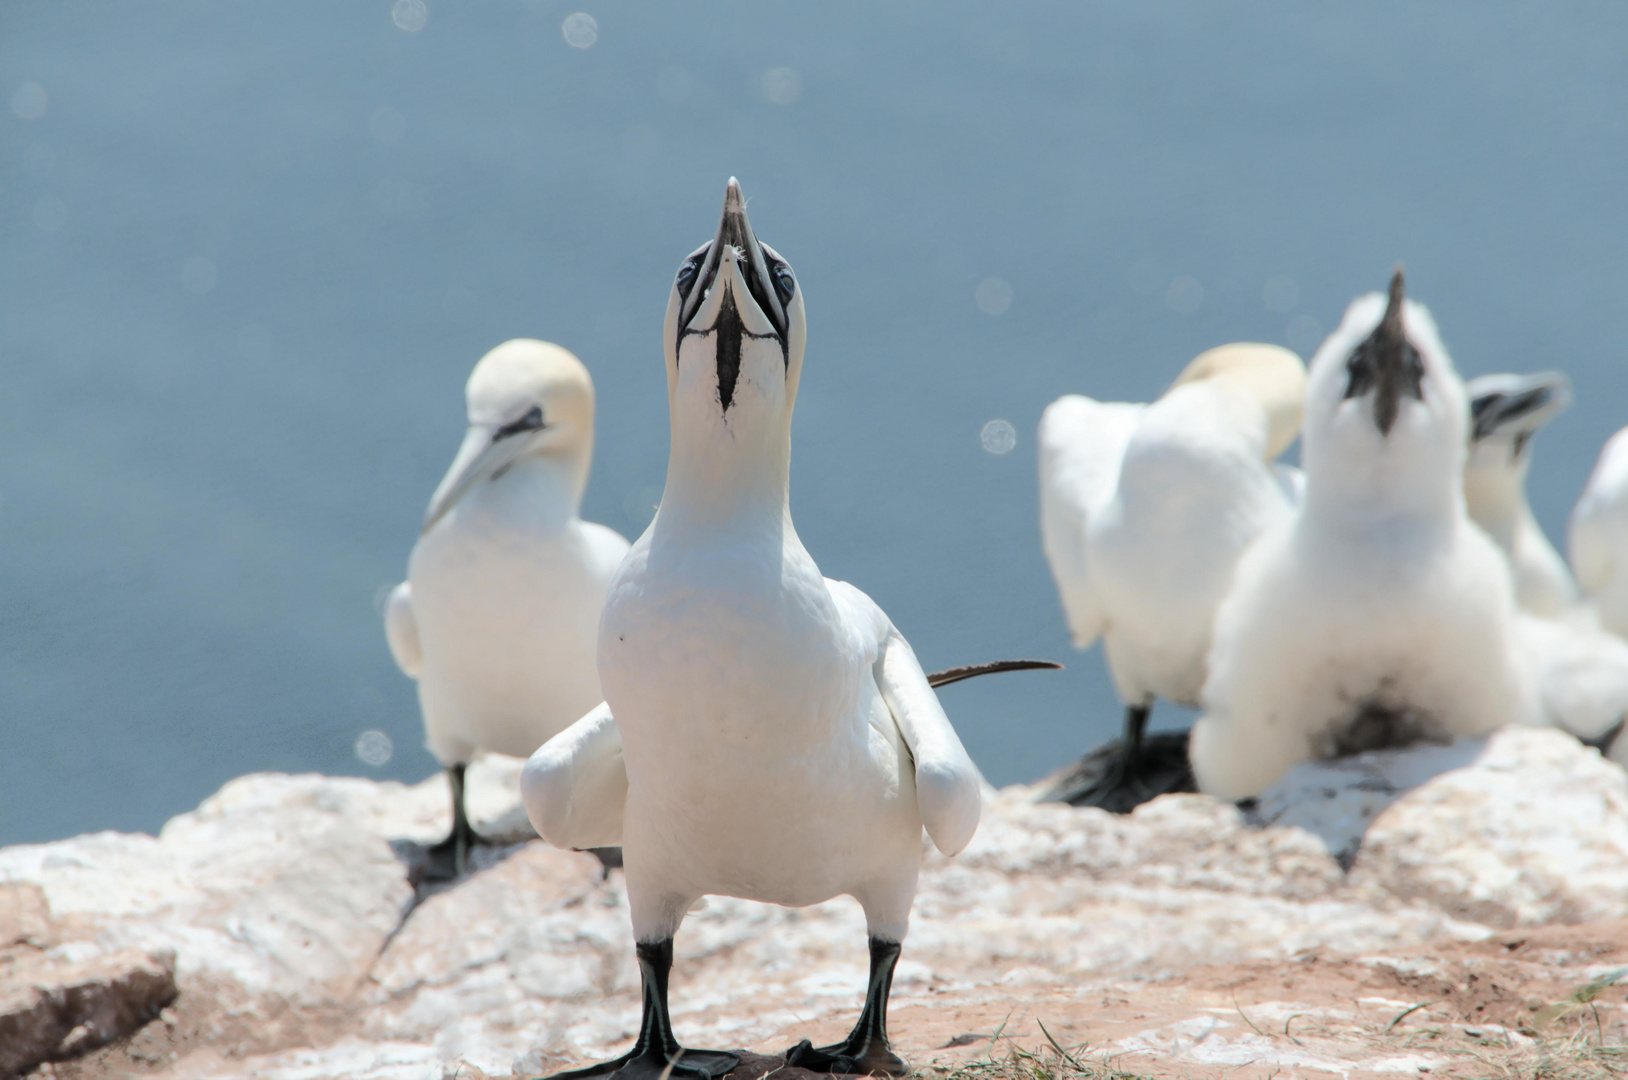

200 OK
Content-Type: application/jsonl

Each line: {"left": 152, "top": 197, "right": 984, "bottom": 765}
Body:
{"left": 0, "top": 727, "right": 1623, "bottom": 1079}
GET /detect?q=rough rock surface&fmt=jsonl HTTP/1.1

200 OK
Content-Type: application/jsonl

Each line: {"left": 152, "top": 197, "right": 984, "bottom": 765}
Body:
{"left": 1, "top": 728, "right": 1625, "bottom": 1079}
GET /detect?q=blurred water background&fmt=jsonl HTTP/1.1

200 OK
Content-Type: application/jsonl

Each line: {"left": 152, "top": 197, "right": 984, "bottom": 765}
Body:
{"left": 2, "top": 2, "right": 1626, "bottom": 844}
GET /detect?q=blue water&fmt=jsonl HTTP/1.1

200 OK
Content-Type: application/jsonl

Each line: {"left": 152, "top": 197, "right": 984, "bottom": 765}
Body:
{"left": 3, "top": 2, "right": 1626, "bottom": 844}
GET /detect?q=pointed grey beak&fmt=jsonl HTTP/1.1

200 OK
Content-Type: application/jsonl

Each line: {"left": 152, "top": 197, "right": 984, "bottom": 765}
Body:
{"left": 1467, "top": 371, "right": 1572, "bottom": 444}
{"left": 1343, "top": 267, "right": 1425, "bottom": 435}
{"left": 421, "top": 408, "right": 546, "bottom": 533}
{"left": 678, "top": 178, "right": 786, "bottom": 338}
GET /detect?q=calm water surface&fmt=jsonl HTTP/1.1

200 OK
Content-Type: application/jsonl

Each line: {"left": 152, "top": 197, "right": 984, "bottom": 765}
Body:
{"left": 2, "top": 2, "right": 1626, "bottom": 843}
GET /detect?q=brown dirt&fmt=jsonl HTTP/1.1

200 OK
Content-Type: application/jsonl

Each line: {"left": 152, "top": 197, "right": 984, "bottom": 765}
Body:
{"left": 44, "top": 923, "right": 1628, "bottom": 1079}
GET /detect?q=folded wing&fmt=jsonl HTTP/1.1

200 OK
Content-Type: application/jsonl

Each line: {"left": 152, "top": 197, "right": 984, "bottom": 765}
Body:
{"left": 828, "top": 579, "right": 982, "bottom": 856}
{"left": 1037, "top": 397, "right": 1143, "bottom": 649}
{"left": 383, "top": 581, "right": 422, "bottom": 678}
{"left": 521, "top": 702, "right": 627, "bottom": 851}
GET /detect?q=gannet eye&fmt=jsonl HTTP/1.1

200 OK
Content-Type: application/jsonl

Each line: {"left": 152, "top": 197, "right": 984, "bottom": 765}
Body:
{"left": 675, "top": 249, "right": 708, "bottom": 303}
{"left": 771, "top": 262, "right": 795, "bottom": 305}
{"left": 494, "top": 405, "right": 544, "bottom": 441}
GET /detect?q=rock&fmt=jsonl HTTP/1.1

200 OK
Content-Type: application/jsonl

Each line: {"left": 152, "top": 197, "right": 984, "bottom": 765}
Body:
{"left": 1350, "top": 727, "right": 1628, "bottom": 927}
{"left": 0, "top": 882, "right": 53, "bottom": 948}
{"left": 10, "top": 728, "right": 1628, "bottom": 1078}
{"left": 1247, "top": 737, "right": 1488, "bottom": 867}
{"left": 0, "top": 773, "right": 417, "bottom": 1064}
{"left": 0, "top": 944, "right": 177, "bottom": 1077}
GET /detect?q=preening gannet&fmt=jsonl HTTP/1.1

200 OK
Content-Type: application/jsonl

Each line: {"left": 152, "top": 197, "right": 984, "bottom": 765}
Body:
{"left": 384, "top": 339, "right": 630, "bottom": 879}
{"left": 1190, "top": 270, "right": 1538, "bottom": 800}
{"left": 522, "top": 179, "right": 982, "bottom": 1080}
{"left": 1036, "top": 342, "right": 1306, "bottom": 809}
{"left": 1572, "top": 426, "right": 1628, "bottom": 641}
{"left": 1463, "top": 371, "right": 1577, "bottom": 617}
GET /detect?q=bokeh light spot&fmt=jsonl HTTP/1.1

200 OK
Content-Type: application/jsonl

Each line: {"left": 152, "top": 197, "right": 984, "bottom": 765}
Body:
{"left": 562, "top": 13, "right": 599, "bottom": 49}
{"left": 10, "top": 82, "right": 47, "bottom": 120}
{"left": 1165, "top": 276, "right": 1204, "bottom": 314}
{"left": 761, "top": 67, "right": 802, "bottom": 105}
{"left": 391, "top": 0, "right": 427, "bottom": 32}
{"left": 974, "top": 276, "right": 1013, "bottom": 316}
{"left": 981, "top": 419, "right": 1017, "bottom": 455}
{"left": 355, "top": 730, "right": 394, "bottom": 767}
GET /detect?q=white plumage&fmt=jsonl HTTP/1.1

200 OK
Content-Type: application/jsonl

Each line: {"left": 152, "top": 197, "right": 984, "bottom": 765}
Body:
{"left": 1458, "top": 371, "right": 1628, "bottom": 751}
{"left": 1572, "top": 426, "right": 1628, "bottom": 641}
{"left": 387, "top": 339, "right": 629, "bottom": 877}
{"left": 1036, "top": 343, "right": 1305, "bottom": 805}
{"left": 1191, "top": 272, "right": 1538, "bottom": 800}
{"left": 522, "top": 180, "right": 976, "bottom": 1079}
{"left": 1462, "top": 371, "right": 1577, "bottom": 618}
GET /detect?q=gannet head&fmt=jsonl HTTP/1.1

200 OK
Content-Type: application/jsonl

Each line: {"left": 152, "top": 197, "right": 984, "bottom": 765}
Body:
{"left": 1463, "top": 370, "right": 1570, "bottom": 521}
{"left": 661, "top": 178, "right": 807, "bottom": 434}
{"left": 1167, "top": 343, "right": 1307, "bottom": 460}
{"left": 422, "top": 339, "right": 596, "bottom": 533}
{"left": 1303, "top": 269, "right": 1469, "bottom": 511}
{"left": 1466, "top": 371, "right": 1571, "bottom": 461}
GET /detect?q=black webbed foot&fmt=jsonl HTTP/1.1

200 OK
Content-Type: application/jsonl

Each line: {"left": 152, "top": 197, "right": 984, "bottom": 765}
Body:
{"left": 422, "top": 762, "right": 480, "bottom": 881}
{"left": 548, "top": 1045, "right": 740, "bottom": 1080}
{"left": 1045, "top": 731, "right": 1195, "bottom": 812}
{"left": 782, "top": 938, "right": 907, "bottom": 1076}
{"left": 784, "top": 1037, "right": 905, "bottom": 1076}
{"left": 421, "top": 827, "right": 478, "bottom": 882}
{"left": 545, "top": 939, "right": 740, "bottom": 1080}
{"left": 1043, "top": 703, "right": 1195, "bottom": 813}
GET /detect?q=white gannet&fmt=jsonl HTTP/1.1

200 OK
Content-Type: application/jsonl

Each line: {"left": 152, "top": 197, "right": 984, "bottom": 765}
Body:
{"left": 1036, "top": 343, "right": 1306, "bottom": 808}
{"left": 1572, "top": 426, "right": 1628, "bottom": 641}
{"left": 521, "top": 179, "right": 981, "bottom": 1080}
{"left": 1463, "top": 371, "right": 1577, "bottom": 617}
{"left": 1190, "top": 270, "right": 1538, "bottom": 800}
{"left": 1462, "top": 372, "right": 1628, "bottom": 751}
{"left": 384, "top": 339, "right": 630, "bottom": 879}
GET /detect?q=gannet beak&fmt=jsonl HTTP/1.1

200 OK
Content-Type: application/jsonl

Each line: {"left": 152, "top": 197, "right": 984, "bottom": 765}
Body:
{"left": 679, "top": 178, "right": 787, "bottom": 340}
{"left": 1343, "top": 267, "right": 1425, "bottom": 435}
{"left": 1468, "top": 371, "right": 1572, "bottom": 445}
{"left": 422, "top": 408, "right": 546, "bottom": 533}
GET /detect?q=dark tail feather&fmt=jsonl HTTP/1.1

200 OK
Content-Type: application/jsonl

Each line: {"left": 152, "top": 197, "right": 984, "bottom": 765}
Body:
{"left": 925, "top": 659, "right": 1063, "bottom": 689}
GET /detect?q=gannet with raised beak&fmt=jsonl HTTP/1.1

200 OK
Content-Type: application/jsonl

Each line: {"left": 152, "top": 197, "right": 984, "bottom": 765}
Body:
{"left": 1573, "top": 426, "right": 1628, "bottom": 642}
{"left": 1037, "top": 343, "right": 1306, "bottom": 809}
{"left": 384, "top": 339, "right": 630, "bottom": 879}
{"left": 1190, "top": 271, "right": 1538, "bottom": 800}
{"left": 522, "top": 180, "right": 981, "bottom": 1080}
{"left": 1463, "top": 371, "right": 1577, "bottom": 617}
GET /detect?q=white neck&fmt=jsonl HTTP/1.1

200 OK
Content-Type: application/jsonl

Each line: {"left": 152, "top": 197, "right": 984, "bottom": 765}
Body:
{"left": 659, "top": 401, "right": 792, "bottom": 535}
{"left": 464, "top": 450, "right": 586, "bottom": 532}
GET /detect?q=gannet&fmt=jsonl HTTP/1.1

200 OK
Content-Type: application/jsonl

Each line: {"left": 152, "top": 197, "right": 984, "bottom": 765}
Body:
{"left": 1463, "top": 371, "right": 1577, "bottom": 617}
{"left": 522, "top": 179, "right": 981, "bottom": 1080}
{"left": 1460, "top": 372, "right": 1628, "bottom": 750}
{"left": 384, "top": 339, "right": 630, "bottom": 880}
{"left": 1572, "top": 426, "right": 1628, "bottom": 641}
{"left": 1190, "top": 270, "right": 1538, "bottom": 800}
{"left": 1036, "top": 343, "right": 1306, "bottom": 809}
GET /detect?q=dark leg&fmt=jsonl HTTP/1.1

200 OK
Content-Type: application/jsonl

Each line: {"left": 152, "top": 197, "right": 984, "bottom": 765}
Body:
{"left": 784, "top": 937, "right": 907, "bottom": 1076}
{"left": 424, "top": 763, "right": 476, "bottom": 881}
{"left": 548, "top": 938, "right": 740, "bottom": 1080}
{"left": 1044, "top": 701, "right": 1195, "bottom": 812}
{"left": 1106, "top": 703, "right": 1150, "bottom": 785}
